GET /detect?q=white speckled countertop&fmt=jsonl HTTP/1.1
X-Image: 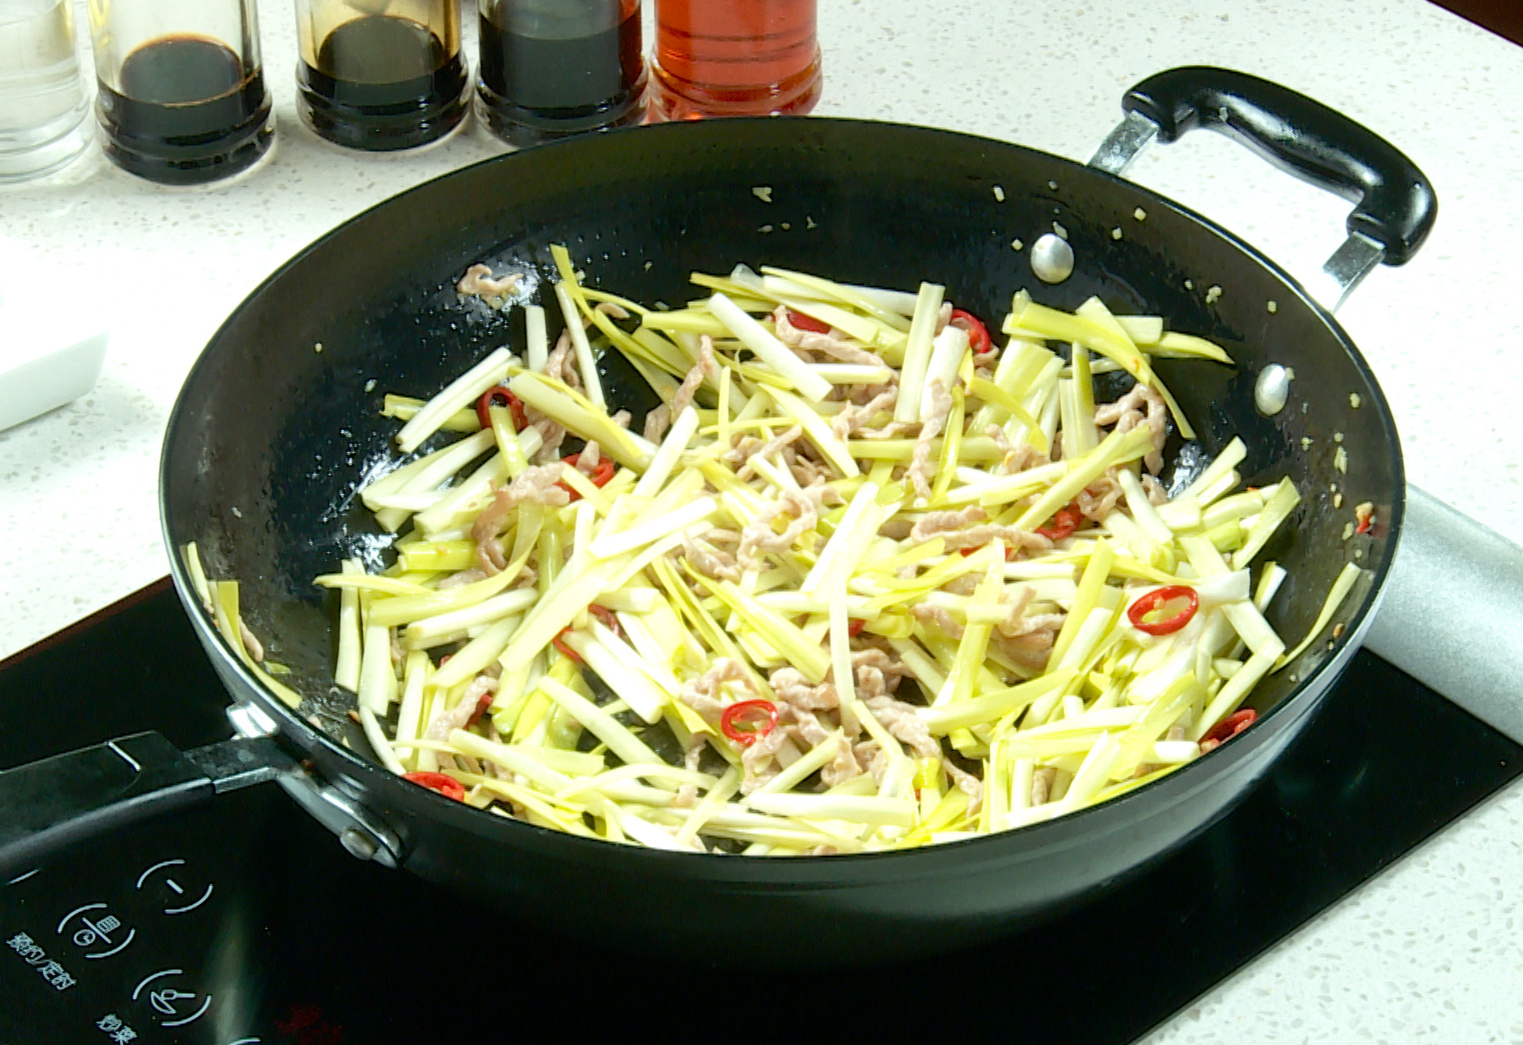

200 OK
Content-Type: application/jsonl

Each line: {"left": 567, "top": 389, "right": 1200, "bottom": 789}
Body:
{"left": 3, "top": 0, "right": 1521, "bottom": 1039}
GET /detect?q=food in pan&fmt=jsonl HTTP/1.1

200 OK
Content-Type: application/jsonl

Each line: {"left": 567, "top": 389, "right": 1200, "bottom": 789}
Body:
{"left": 187, "top": 248, "right": 1359, "bottom": 855}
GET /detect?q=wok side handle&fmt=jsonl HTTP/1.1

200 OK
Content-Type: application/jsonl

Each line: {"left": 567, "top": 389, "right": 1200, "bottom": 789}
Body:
{"left": 1118, "top": 66, "right": 1437, "bottom": 268}
{"left": 0, "top": 732, "right": 287, "bottom": 878}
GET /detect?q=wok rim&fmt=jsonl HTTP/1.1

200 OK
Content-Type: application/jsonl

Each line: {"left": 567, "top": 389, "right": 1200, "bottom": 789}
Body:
{"left": 158, "top": 113, "right": 1407, "bottom": 872}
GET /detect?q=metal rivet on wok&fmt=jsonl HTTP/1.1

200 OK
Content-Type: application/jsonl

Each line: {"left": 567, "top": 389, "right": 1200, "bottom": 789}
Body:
{"left": 339, "top": 827, "right": 379, "bottom": 861}
{"left": 1255, "top": 364, "right": 1291, "bottom": 416}
{"left": 1030, "top": 232, "right": 1074, "bottom": 284}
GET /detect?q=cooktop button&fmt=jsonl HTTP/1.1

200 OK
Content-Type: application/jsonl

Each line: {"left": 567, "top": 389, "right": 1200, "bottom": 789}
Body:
{"left": 55, "top": 902, "right": 136, "bottom": 959}
{"left": 134, "top": 859, "right": 214, "bottom": 915}
{"left": 131, "top": 968, "right": 212, "bottom": 1028}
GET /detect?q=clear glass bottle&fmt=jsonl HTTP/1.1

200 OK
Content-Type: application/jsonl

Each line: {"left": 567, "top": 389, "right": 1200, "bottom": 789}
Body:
{"left": 649, "top": 0, "right": 820, "bottom": 120}
{"left": 295, "top": 0, "right": 469, "bottom": 151}
{"left": 88, "top": 0, "right": 273, "bottom": 184}
{"left": 476, "top": 0, "right": 645, "bottom": 145}
{"left": 0, "top": 0, "right": 92, "bottom": 181}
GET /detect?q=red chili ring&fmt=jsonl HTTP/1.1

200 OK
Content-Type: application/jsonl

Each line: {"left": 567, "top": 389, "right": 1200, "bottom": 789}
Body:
{"left": 558, "top": 452, "right": 616, "bottom": 502}
{"left": 720, "top": 700, "right": 778, "bottom": 747}
{"left": 1035, "top": 502, "right": 1083, "bottom": 541}
{"left": 477, "top": 386, "right": 527, "bottom": 431}
{"left": 552, "top": 630, "right": 583, "bottom": 663}
{"left": 466, "top": 690, "right": 494, "bottom": 727}
{"left": 1201, "top": 708, "right": 1258, "bottom": 748}
{"left": 402, "top": 771, "right": 466, "bottom": 802}
{"left": 589, "top": 604, "right": 621, "bottom": 640}
{"left": 949, "top": 308, "right": 994, "bottom": 355}
{"left": 786, "top": 308, "right": 832, "bottom": 334}
{"left": 847, "top": 618, "right": 866, "bottom": 638}
{"left": 1126, "top": 585, "right": 1200, "bottom": 636}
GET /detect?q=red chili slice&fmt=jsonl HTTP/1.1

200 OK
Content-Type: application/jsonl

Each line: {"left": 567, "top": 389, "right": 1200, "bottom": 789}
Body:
{"left": 949, "top": 308, "right": 994, "bottom": 355}
{"left": 557, "top": 452, "right": 616, "bottom": 502}
{"left": 467, "top": 690, "right": 494, "bottom": 727}
{"left": 552, "top": 631, "right": 582, "bottom": 663}
{"left": 1126, "top": 585, "right": 1200, "bottom": 636}
{"left": 1200, "top": 708, "right": 1258, "bottom": 751}
{"left": 847, "top": 618, "right": 866, "bottom": 638}
{"left": 786, "top": 308, "right": 832, "bottom": 334}
{"left": 476, "top": 386, "right": 527, "bottom": 431}
{"left": 1035, "top": 502, "right": 1083, "bottom": 541}
{"left": 402, "top": 771, "right": 466, "bottom": 802}
{"left": 721, "top": 700, "right": 778, "bottom": 746}
{"left": 589, "top": 604, "right": 621, "bottom": 639}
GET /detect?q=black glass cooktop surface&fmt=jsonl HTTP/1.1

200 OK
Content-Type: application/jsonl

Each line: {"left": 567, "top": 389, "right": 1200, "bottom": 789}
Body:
{"left": 1, "top": 580, "right": 1519, "bottom": 1044}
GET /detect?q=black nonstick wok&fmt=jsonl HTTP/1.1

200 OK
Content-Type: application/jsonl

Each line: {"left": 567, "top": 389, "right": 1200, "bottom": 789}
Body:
{"left": 0, "top": 68, "right": 1434, "bottom": 964}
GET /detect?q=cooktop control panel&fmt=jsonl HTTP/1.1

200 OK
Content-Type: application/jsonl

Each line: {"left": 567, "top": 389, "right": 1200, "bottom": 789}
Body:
{"left": 3, "top": 791, "right": 278, "bottom": 1044}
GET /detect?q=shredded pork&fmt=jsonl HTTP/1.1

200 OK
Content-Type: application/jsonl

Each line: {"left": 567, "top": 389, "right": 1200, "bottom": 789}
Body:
{"left": 1095, "top": 383, "right": 1169, "bottom": 474}
{"left": 456, "top": 264, "right": 520, "bottom": 300}
{"left": 772, "top": 306, "right": 884, "bottom": 366}
{"left": 737, "top": 484, "right": 841, "bottom": 568}
{"left": 471, "top": 462, "right": 571, "bottom": 574}
{"left": 908, "top": 377, "right": 952, "bottom": 500}
{"left": 733, "top": 424, "right": 804, "bottom": 479}
{"left": 543, "top": 329, "right": 580, "bottom": 391}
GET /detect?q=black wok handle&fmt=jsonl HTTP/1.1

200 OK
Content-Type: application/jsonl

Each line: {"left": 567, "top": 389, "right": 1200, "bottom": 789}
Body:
{"left": 0, "top": 732, "right": 287, "bottom": 877}
{"left": 1122, "top": 66, "right": 1436, "bottom": 265}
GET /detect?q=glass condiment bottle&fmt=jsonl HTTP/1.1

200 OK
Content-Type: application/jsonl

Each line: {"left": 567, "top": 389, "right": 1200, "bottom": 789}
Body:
{"left": 0, "top": 0, "right": 92, "bottom": 182}
{"left": 88, "top": 0, "right": 274, "bottom": 184}
{"left": 476, "top": 0, "right": 645, "bottom": 145}
{"left": 649, "top": 0, "right": 820, "bottom": 120}
{"left": 295, "top": 0, "right": 469, "bottom": 151}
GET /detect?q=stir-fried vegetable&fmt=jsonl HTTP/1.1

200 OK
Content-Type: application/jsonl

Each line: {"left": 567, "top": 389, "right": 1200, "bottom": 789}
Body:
{"left": 186, "top": 250, "right": 1366, "bottom": 855}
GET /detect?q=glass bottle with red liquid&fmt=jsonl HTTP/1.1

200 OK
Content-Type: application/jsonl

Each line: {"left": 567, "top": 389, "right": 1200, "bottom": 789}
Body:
{"left": 649, "top": 0, "right": 821, "bottom": 120}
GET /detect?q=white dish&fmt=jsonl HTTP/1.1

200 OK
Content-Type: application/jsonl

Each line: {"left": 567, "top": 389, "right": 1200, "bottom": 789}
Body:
{"left": 0, "top": 235, "right": 108, "bottom": 433}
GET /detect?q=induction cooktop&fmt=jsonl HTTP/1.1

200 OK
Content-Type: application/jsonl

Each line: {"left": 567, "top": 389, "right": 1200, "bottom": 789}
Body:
{"left": 1, "top": 579, "right": 1518, "bottom": 1044}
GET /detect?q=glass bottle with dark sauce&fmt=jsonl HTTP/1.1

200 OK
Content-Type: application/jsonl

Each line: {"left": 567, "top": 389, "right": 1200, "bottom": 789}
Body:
{"left": 95, "top": 33, "right": 273, "bottom": 184}
{"left": 295, "top": 0, "right": 469, "bottom": 151}
{"left": 477, "top": 0, "right": 645, "bottom": 146}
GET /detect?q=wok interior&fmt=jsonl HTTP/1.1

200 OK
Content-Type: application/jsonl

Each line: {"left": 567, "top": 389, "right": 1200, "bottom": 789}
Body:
{"left": 165, "top": 117, "right": 1399, "bottom": 764}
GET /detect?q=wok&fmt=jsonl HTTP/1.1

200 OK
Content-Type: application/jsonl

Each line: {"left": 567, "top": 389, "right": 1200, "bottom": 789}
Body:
{"left": 0, "top": 68, "right": 1435, "bottom": 964}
